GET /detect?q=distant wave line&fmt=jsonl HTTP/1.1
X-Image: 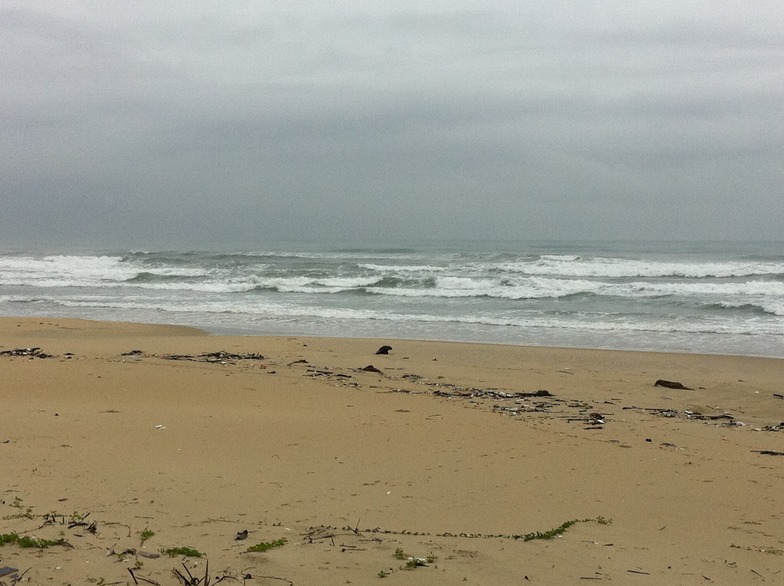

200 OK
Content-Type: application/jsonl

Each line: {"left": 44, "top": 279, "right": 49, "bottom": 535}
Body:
{"left": 26, "top": 296, "right": 784, "bottom": 335}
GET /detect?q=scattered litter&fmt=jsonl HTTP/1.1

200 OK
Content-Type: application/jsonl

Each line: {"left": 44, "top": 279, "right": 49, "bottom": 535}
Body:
{"left": 754, "top": 423, "right": 783, "bottom": 432}
{"left": 162, "top": 351, "right": 264, "bottom": 363}
{"left": 0, "top": 347, "right": 54, "bottom": 358}
{"left": 153, "top": 424, "right": 166, "bottom": 430}
{"left": 435, "top": 388, "right": 552, "bottom": 400}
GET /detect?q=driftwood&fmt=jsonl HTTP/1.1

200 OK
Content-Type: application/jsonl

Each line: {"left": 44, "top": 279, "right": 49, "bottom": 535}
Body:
{"left": 162, "top": 351, "right": 264, "bottom": 363}
{"left": 654, "top": 379, "right": 693, "bottom": 390}
{"left": 0, "top": 347, "right": 54, "bottom": 358}
{"left": 435, "top": 388, "right": 552, "bottom": 400}
{"left": 684, "top": 411, "right": 733, "bottom": 421}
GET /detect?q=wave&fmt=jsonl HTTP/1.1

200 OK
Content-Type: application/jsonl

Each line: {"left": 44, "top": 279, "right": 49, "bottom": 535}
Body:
{"left": 712, "top": 301, "right": 784, "bottom": 317}
{"left": 3, "top": 247, "right": 783, "bottom": 357}
{"left": 497, "top": 257, "right": 784, "bottom": 279}
{"left": 358, "top": 263, "right": 448, "bottom": 273}
{"left": 4, "top": 252, "right": 783, "bottom": 306}
{"left": 125, "top": 271, "right": 209, "bottom": 284}
{"left": 19, "top": 295, "right": 782, "bottom": 337}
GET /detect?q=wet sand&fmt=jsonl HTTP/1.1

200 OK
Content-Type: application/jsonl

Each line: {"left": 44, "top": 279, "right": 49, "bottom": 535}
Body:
{"left": 1, "top": 318, "right": 783, "bottom": 584}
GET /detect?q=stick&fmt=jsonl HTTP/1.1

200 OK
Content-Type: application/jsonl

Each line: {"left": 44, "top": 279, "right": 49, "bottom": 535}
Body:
{"left": 128, "top": 568, "right": 161, "bottom": 586}
{"left": 256, "top": 577, "right": 294, "bottom": 585}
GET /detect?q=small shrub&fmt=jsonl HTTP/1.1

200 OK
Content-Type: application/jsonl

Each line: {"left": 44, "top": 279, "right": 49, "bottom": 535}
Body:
{"left": 163, "top": 546, "right": 203, "bottom": 558}
{"left": 0, "top": 533, "right": 69, "bottom": 548}
{"left": 246, "top": 538, "right": 287, "bottom": 553}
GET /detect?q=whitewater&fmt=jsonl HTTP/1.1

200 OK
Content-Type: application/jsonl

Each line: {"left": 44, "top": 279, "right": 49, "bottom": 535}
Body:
{"left": 1, "top": 240, "right": 782, "bottom": 357}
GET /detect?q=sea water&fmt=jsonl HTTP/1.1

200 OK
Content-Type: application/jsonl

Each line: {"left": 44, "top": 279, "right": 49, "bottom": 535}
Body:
{"left": 1, "top": 240, "right": 782, "bottom": 357}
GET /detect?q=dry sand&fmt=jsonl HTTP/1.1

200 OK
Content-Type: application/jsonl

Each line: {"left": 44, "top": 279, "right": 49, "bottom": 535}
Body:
{"left": 1, "top": 317, "right": 783, "bottom": 585}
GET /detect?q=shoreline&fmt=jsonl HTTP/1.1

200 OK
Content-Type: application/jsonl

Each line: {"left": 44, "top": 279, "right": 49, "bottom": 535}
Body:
{"left": 8, "top": 312, "right": 784, "bottom": 360}
{"left": 2, "top": 317, "right": 783, "bottom": 584}
{"left": 205, "top": 324, "right": 784, "bottom": 360}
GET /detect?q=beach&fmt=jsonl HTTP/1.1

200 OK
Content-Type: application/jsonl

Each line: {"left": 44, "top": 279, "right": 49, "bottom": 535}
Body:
{"left": 2, "top": 318, "right": 783, "bottom": 584}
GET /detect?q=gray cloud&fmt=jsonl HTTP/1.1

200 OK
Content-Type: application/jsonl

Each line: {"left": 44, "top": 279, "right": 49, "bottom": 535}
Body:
{"left": 2, "top": 1, "right": 783, "bottom": 248}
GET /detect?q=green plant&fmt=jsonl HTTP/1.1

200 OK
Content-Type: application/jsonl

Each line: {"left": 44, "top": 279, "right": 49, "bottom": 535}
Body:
{"left": 393, "top": 547, "right": 408, "bottom": 560}
{"left": 521, "top": 516, "right": 612, "bottom": 542}
{"left": 246, "top": 538, "right": 287, "bottom": 553}
{"left": 378, "top": 570, "right": 390, "bottom": 578}
{"left": 0, "top": 533, "right": 70, "bottom": 548}
{"left": 69, "top": 511, "right": 87, "bottom": 523}
{"left": 162, "top": 546, "right": 203, "bottom": 558}
{"left": 522, "top": 519, "right": 579, "bottom": 541}
{"left": 140, "top": 528, "right": 155, "bottom": 544}
{"left": 4, "top": 497, "right": 34, "bottom": 520}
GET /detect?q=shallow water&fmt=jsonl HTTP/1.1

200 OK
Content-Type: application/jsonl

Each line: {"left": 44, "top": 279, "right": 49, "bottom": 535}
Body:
{"left": 1, "top": 240, "right": 782, "bottom": 357}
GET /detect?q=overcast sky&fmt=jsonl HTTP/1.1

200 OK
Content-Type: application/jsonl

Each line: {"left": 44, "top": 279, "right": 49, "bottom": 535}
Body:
{"left": 2, "top": 1, "right": 782, "bottom": 249}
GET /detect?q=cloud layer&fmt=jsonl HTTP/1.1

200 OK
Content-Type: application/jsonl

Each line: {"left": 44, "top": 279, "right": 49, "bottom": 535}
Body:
{"left": 2, "top": 1, "right": 782, "bottom": 248}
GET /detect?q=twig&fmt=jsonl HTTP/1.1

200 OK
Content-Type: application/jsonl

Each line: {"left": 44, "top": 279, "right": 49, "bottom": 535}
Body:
{"left": 256, "top": 576, "right": 293, "bottom": 585}
{"left": 11, "top": 568, "right": 30, "bottom": 585}
{"left": 351, "top": 518, "right": 361, "bottom": 535}
{"left": 127, "top": 568, "right": 161, "bottom": 586}
{"left": 173, "top": 561, "right": 208, "bottom": 585}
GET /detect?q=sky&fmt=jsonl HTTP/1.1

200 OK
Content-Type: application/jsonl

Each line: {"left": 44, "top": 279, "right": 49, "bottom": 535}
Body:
{"left": 1, "top": 1, "right": 783, "bottom": 249}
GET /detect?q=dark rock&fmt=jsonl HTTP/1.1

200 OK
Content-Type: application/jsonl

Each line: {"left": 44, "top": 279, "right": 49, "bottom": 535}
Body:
{"left": 654, "top": 379, "right": 693, "bottom": 390}
{"left": 376, "top": 345, "right": 392, "bottom": 355}
{"left": 361, "top": 365, "right": 382, "bottom": 373}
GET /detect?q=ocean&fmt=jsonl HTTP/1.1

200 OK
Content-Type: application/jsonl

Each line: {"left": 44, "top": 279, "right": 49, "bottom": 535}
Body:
{"left": 1, "top": 240, "right": 782, "bottom": 358}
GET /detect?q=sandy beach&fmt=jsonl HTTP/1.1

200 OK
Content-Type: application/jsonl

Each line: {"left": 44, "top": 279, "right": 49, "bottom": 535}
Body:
{"left": 1, "top": 317, "right": 783, "bottom": 585}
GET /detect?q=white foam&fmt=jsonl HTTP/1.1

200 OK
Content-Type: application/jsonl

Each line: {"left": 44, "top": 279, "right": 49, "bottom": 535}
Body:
{"left": 497, "top": 257, "right": 784, "bottom": 279}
